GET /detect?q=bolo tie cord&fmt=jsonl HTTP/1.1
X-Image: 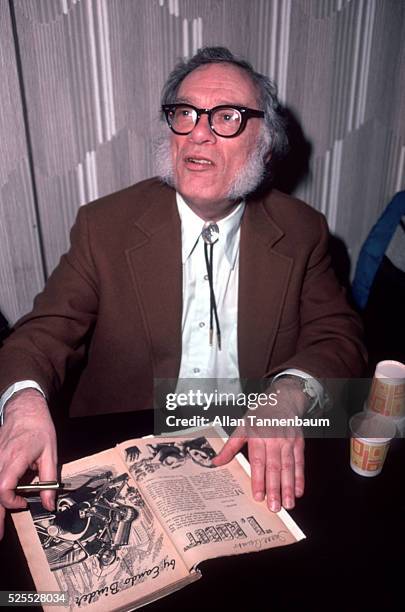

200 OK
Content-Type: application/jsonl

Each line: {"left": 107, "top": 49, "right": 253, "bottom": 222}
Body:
{"left": 203, "top": 241, "right": 221, "bottom": 350}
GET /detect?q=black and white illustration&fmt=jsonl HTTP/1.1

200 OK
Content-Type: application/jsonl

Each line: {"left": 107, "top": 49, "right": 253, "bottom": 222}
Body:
{"left": 125, "top": 437, "right": 216, "bottom": 481}
{"left": 28, "top": 468, "right": 169, "bottom": 606}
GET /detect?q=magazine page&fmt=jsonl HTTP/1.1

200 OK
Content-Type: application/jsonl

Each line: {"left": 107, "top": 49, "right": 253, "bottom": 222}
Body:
{"left": 117, "top": 428, "right": 304, "bottom": 570}
{"left": 12, "top": 447, "right": 194, "bottom": 612}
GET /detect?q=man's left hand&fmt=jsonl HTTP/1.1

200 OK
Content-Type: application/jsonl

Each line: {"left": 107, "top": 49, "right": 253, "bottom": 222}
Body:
{"left": 212, "top": 377, "right": 309, "bottom": 512}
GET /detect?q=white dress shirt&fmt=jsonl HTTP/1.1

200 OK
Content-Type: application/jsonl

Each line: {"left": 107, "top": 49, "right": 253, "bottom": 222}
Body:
{"left": 176, "top": 192, "right": 244, "bottom": 384}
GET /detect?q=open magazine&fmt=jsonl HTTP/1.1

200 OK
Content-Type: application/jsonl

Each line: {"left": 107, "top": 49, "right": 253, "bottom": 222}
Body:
{"left": 12, "top": 427, "right": 305, "bottom": 611}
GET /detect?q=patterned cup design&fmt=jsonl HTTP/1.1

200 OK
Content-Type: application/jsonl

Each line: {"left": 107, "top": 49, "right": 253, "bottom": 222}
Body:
{"left": 349, "top": 412, "right": 396, "bottom": 477}
{"left": 350, "top": 437, "right": 389, "bottom": 476}
{"left": 368, "top": 360, "right": 405, "bottom": 418}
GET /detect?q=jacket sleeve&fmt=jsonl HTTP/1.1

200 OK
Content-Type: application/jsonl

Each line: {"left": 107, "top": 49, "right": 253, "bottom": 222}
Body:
{"left": 268, "top": 213, "right": 367, "bottom": 379}
{"left": 0, "top": 206, "right": 99, "bottom": 400}
{"left": 352, "top": 191, "right": 405, "bottom": 309}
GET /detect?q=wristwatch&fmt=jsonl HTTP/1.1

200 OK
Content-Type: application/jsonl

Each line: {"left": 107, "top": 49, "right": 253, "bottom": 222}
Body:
{"left": 298, "top": 377, "right": 319, "bottom": 412}
{"left": 276, "top": 375, "right": 319, "bottom": 413}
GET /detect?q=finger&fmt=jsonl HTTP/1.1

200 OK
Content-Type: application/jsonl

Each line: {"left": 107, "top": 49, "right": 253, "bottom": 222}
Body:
{"left": 0, "top": 460, "right": 30, "bottom": 510}
{"left": 37, "top": 444, "right": 58, "bottom": 512}
{"left": 211, "top": 428, "right": 246, "bottom": 466}
{"left": 247, "top": 438, "right": 266, "bottom": 501}
{"left": 280, "top": 441, "right": 295, "bottom": 509}
{"left": 211, "top": 437, "right": 246, "bottom": 466}
{"left": 265, "top": 442, "right": 281, "bottom": 512}
{"left": 0, "top": 505, "right": 5, "bottom": 541}
{"left": 293, "top": 437, "right": 305, "bottom": 497}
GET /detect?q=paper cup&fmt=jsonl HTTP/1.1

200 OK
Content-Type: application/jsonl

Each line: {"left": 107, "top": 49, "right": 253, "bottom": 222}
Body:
{"left": 349, "top": 412, "right": 396, "bottom": 477}
{"left": 363, "top": 402, "right": 405, "bottom": 438}
{"left": 368, "top": 360, "right": 405, "bottom": 417}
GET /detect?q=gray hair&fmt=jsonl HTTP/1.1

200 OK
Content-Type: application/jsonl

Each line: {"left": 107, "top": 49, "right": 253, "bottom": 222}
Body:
{"left": 161, "top": 46, "right": 288, "bottom": 162}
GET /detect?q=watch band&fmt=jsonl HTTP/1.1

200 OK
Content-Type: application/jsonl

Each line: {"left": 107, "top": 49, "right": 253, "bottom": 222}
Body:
{"left": 275, "top": 374, "right": 320, "bottom": 413}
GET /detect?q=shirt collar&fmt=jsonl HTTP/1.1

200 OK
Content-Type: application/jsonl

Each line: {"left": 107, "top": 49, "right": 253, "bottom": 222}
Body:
{"left": 176, "top": 192, "right": 245, "bottom": 267}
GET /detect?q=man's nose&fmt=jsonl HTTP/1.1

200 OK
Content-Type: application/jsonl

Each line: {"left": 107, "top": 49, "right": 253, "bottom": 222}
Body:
{"left": 188, "top": 113, "right": 216, "bottom": 144}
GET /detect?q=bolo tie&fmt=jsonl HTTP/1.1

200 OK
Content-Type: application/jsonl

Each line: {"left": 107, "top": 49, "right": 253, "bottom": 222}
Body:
{"left": 201, "top": 222, "right": 221, "bottom": 350}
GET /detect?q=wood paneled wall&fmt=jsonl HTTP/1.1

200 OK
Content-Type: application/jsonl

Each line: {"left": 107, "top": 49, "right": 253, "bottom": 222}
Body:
{"left": 1, "top": 0, "right": 404, "bottom": 323}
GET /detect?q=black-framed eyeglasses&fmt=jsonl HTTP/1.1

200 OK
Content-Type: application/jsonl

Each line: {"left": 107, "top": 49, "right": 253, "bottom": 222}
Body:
{"left": 161, "top": 103, "right": 265, "bottom": 138}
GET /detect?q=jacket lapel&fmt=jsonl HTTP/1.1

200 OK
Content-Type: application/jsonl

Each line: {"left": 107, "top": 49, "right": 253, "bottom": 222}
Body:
{"left": 238, "top": 197, "right": 293, "bottom": 379}
{"left": 126, "top": 187, "right": 182, "bottom": 380}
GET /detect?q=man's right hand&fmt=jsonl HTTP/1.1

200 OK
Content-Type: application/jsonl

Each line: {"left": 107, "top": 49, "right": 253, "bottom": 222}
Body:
{"left": 0, "top": 389, "right": 57, "bottom": 540}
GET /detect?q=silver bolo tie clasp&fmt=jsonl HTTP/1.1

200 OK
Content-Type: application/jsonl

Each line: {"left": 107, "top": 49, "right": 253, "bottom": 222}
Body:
{"left": 201, "top": 222, "right": 219, "bottom": 245}
{"left": 201, "top": 222, "right": 221, "bottom": 349}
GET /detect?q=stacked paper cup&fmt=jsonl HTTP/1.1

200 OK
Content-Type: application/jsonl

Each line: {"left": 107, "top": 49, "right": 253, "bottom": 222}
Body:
{"left": 349, "top": 412, "right": 396, "bottom": 476}
{"left": 349, "top": 360, "right": 405, "bottom": 477}
{"left": 366, "top": 360, "right": 405, "bottom": 436}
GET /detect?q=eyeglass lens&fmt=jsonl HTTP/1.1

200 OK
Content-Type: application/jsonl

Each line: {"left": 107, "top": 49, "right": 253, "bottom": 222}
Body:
{"left": 169, "top": 105, "right": 242, "bottom": 136}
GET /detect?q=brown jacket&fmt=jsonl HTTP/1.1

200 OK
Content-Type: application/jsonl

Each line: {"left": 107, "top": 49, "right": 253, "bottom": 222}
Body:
{"left": 0, "top": 178, "right": 366, "bottom": 416}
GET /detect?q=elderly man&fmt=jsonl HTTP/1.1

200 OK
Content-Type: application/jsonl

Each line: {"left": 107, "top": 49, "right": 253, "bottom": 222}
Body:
{"left": 0, "top": 47, "right": 366, "bottom": 539}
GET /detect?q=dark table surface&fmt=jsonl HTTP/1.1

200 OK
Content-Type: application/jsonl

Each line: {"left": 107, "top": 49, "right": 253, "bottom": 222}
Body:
{"left": 1, "top": 409, "right": 404, "bottom": 612}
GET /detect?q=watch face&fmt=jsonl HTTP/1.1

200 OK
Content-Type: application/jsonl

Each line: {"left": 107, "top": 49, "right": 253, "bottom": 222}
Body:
{"left": 303, "top": 381, "right": 317, "bottom": 398}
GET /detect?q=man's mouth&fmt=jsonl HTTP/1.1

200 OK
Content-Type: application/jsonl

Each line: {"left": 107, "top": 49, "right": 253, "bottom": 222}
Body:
{"left": 185, "top": 156, "right": 214, "bottom": 166}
